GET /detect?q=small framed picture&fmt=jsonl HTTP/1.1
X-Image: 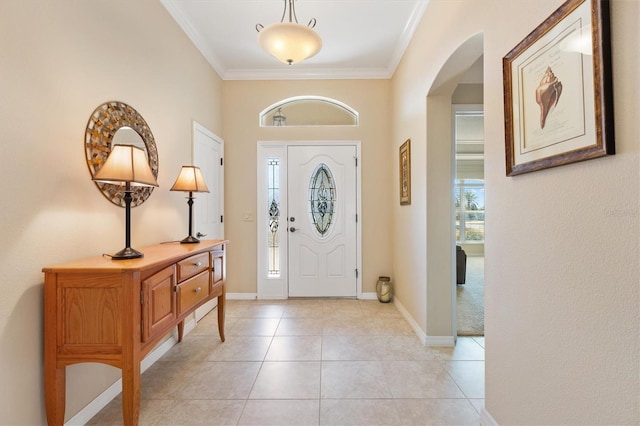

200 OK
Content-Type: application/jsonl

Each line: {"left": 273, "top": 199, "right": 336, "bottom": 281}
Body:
{"left": 502, "top": 0, "right": 614, "bottom": 176}
{"left": 399, "top": 139, "right": 411, "bottom": 205}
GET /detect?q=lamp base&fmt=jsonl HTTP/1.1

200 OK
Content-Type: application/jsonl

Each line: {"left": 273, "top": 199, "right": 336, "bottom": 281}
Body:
{"left": 111, "top": 247, "right": 144, "bottom": 260}
{"left": 180, "top": 235, "right": 200, "bottom": 244}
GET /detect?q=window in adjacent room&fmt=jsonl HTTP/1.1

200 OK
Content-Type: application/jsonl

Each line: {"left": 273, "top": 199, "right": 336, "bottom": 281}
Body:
{"left": 455, "top": 179, "right": 485, "bottom": 243}
{"left": 454, "top": 107, "right": 484, "bottom": 244}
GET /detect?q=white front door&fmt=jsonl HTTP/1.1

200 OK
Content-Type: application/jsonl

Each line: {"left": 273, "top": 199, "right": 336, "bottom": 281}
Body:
{"left": 192, "top": 121, "right": 224, "bottom": 320}
{"left": 287, "top": 145, "right": 357, "bottom": 297}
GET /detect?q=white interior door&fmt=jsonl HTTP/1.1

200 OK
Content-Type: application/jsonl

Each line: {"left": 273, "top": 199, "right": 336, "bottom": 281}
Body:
{"left": 288, "top": 145, "right": 357, "bottom": 297}
{"left": 193, "top": 122, "right": 224, "bottom": 240}
{"left": 192, "top": 121, "right": 224, "bottom": 320}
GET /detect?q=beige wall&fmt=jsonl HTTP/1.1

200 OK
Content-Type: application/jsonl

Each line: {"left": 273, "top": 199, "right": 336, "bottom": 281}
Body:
{"left": 452, "top": 83, "right": 484, "bottom": 104}
{"left": 0, "top": 1, "right": 222, "bottom": 423}
{"left": 222, "top": 80, "right": 393, "bottom": 296}
{"left": 392, "top": 0, "right": 639, "bottom": 423}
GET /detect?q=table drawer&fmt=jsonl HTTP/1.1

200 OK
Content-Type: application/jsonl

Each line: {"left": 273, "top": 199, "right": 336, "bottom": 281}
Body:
{"left": 177, "top": 270, "right": 210, "bottom": 314}
{"left": 177, "top": 252, "right": 209, "bottom": 282}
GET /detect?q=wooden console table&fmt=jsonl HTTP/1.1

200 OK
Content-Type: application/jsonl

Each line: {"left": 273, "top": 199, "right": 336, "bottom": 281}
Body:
{"left": 43, "top": 240, "right": 227, "bottom": 425}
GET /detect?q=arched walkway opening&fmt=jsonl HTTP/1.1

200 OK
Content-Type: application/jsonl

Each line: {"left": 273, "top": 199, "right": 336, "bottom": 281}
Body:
{"left": 424, "top": 33, "right": 484, "bottom": 341}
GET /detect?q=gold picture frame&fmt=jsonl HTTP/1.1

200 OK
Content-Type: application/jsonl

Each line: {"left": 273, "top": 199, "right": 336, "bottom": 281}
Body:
{"left": 502, "top": 0, "right": 614, "bottom": 176}
{"left": 399, "top": 139, "right": 411, "bottom": 205}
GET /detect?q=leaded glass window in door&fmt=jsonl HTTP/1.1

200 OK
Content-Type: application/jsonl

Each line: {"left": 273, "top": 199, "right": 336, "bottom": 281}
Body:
{"left": 308, "top": 163, "right": 336, "bottom": 236}
{"left": 268, "top": 158, "right": 280, "bottom": 276}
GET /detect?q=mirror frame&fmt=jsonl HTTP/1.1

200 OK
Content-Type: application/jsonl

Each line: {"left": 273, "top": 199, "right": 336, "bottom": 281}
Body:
{"left": 85, "top": 101, "right": 159, "bottom": 207}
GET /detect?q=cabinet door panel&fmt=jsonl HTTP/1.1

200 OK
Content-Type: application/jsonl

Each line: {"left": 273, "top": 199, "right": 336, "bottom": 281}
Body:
{"left": 142, "top": 265, "right": 177, "bottom": 342}
{"left": 211, "top": 252, "right": 224, "bottom": 287}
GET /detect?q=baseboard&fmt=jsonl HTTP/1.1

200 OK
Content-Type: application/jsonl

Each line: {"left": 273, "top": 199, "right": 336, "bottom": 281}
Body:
{"left": 226, "top": 292, "right": 258, "bottom": 300}
{"left": 393, "top": 297, "right": 428, "bottom": 343}
{"left": 65, "top": 317, "right": 197, "bottom": 425}
{"left": 359, "top": 292, "right": 377, "bottom": 300}
{"left": 393, "top": 298, "right": 455, "bottom": 347}
{"left": 480, "top": 407, "right": 498, "bottom": 426}
{"left": 257, "top": 295, "right": 288, "bottom": 300}
{"left": 424, "top": 335, "right": 455, "bottom": 347}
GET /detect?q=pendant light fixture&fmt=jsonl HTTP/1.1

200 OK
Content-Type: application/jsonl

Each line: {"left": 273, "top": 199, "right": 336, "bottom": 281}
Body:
{"left": 256, "top": 0, "right": 321, "bottom": 65}
{"left": 273, "top": 107, "right": 286, "bottom": 126}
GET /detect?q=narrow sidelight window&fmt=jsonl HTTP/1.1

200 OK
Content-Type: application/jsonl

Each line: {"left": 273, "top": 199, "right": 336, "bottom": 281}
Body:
{"left": 268, "top": 158, "right": 280, "bottom": 276}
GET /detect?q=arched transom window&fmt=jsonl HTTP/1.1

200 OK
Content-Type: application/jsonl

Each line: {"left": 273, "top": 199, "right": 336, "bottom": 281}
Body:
{"left": 259, "top": 96, "right": 359, "bottom": 127}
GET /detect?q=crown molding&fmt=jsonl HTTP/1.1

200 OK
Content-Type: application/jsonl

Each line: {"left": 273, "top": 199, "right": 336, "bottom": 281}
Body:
{"left": 161, "top": 0, "right": 228, "bottom": 77}
{"left": 387, "top": 1, "right": 429, "bottom": 78}
{"left": 222, "top": 67, "right": 392, "bottom": 81}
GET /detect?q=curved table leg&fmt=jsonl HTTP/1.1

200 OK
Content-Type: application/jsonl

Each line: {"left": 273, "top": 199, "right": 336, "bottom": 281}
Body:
{"left": 217, "top": 286, "right": 226, "bottom": 342}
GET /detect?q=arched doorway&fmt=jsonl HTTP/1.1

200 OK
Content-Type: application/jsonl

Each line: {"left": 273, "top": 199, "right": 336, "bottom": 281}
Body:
{"left": 424, "top": 33, "right": 484, "bottom": 343}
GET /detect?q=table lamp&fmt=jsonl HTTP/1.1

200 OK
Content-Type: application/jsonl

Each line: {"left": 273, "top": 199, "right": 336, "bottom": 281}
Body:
{"left": 170, "top": 165, "right": 210, "bottom": 243}
{"left": 92, "top": 144, "right": 158, "bottom": 259}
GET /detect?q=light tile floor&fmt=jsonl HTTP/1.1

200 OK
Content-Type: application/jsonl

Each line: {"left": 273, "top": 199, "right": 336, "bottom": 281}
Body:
{"left": 88, "top": 299, "right": 484, "bottom": 425}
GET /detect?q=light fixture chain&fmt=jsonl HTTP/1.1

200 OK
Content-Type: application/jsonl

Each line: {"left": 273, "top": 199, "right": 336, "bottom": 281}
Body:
{"left": 289, "top": 0, "right": 299, "bottom": 24}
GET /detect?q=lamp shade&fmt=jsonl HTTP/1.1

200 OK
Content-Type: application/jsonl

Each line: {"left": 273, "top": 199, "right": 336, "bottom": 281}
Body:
{"left": 93, "top": 144, "right": 158, "bottom": 187}
{"left": 170, "top": 166, "right": 210, "bottom": 193}
{"left": 258, "top": 22, "right": 322, "bottom": 65}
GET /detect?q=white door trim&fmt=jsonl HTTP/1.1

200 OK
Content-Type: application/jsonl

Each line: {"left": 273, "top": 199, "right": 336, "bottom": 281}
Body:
{"left": 257, "top": 140, "right": 362, "bottom": 299}
{"left": 451, "top": 105, "right": 483, "bottom": 338}
{"left": 192, "top": 121, "right": 224, "bottom": 320}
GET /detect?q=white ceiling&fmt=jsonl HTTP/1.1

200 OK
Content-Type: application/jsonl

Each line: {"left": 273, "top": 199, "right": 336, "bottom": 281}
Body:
{"left": 161, "top": 0, "right": 430, "bottom": 80}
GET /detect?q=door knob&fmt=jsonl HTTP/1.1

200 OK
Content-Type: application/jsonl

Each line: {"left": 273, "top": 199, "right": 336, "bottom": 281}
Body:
{"left": 196, "top": 232, "right": 207, "bottom": 238}
{"left": 289, "top": 227, "right": 297, "bottom": 232}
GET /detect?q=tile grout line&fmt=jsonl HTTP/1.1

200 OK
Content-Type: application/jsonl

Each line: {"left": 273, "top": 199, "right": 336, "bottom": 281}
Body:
{"left": 236, "top": 312, "right": 282, "bottom": 425}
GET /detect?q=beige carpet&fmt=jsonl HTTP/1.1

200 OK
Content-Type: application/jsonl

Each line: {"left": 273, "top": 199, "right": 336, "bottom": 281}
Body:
{"left": 457, "top": 256, "right": 484, "bottom": 336}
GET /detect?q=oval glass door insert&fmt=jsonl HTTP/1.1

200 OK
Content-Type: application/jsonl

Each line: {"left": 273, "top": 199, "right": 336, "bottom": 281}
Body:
{"left": 308, "top": 163, "right": 336, "bottom": 236}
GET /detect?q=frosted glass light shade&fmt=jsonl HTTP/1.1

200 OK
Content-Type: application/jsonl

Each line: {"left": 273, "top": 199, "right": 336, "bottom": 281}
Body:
{"left": 170, "top": 166, "right": 209, "bottom": 193}
{"left": 258, "top": 22, "right": 322, "bottom": 65}
{"left": 93, "top": 144, "right": 158, "bottom": 187}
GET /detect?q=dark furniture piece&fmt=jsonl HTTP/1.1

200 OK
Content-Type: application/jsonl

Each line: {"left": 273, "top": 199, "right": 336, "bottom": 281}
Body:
{"left": 456, "top": 245, "right": 467, "bottom": 284}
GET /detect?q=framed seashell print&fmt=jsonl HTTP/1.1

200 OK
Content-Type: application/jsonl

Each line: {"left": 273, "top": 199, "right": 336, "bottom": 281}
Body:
{"left": 502, "top": 0, "right": 614, "bottom": 176}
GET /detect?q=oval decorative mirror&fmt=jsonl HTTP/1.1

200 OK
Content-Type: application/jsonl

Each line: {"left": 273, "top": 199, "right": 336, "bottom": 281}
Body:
{"left": 85, "top": 101, "right": 159, "bottom": 207}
